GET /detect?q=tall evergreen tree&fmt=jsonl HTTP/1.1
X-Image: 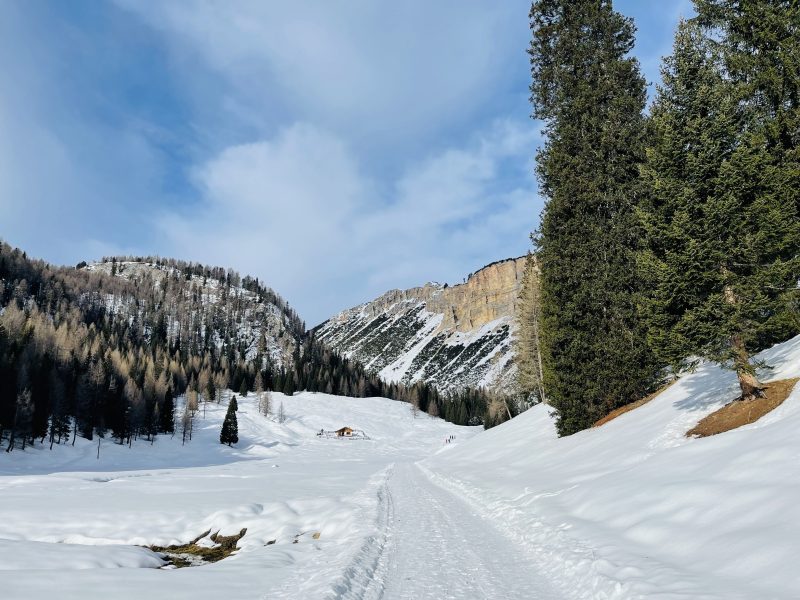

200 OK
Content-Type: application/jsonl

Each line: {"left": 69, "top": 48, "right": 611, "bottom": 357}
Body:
{"left": 160, "top": 388, "right": 175, "bottom": 434}
{"left": 698, "top": 0, "right": 800, "bottom": 361}
{"left": 641, "top": 10, "right": 800, "bottom": 400}
{"left": 640, "top": 20, "right": 737, "bottom": 374}
{"left": 529, "top": 0, "right": 656, "bottom": 435}
{"left": 220, "top": 396, "right": 239, "bottom": 446}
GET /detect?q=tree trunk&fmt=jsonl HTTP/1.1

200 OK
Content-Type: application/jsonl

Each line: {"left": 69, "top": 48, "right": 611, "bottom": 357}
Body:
{"left": 732, "top": 334, "right": 764, "bottom": 401}
{"left": 723, "top": 278, "right": 764, "bottom": 401}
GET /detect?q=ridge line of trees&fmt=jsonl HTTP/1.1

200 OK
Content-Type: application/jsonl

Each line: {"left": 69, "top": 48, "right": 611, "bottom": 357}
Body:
{"left": 0, "top": 245, "right": 501, "bottom": 452}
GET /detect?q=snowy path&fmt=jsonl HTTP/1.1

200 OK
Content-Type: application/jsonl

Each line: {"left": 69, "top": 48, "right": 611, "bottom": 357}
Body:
{"left": 342, "top": 462, "right": 559, "bottom": 600}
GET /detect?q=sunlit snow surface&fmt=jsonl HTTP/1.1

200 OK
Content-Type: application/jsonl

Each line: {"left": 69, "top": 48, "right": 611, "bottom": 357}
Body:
{"left": 2, "top": 334, "right": 800, "bottom": 599}
{"left": 0, "top": 393, "right": 478, "bottom": 599}
{"left": 425, "top": 334, "right": 800, "bottom": 599}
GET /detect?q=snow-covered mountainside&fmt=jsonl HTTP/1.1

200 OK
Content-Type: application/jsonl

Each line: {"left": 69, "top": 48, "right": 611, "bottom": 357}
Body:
{"left": 84, "top": 259, "right": 301, "bottom": 369}
{"left": 315, "top": 257, "right": 527, "bottom": 393}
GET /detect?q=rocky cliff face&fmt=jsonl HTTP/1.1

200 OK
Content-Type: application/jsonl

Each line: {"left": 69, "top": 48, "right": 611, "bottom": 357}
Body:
{"left": 314, "top": 257, "right": 527, "bottom": 393}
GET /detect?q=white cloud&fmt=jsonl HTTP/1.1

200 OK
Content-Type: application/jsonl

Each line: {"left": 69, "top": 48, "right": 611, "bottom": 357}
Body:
{"left": 115, "top": 0, "right": 529, "bottom": 148}
{"left": 1, "top": 1, "right": 686, "bottom": 326}
{"left": 0, "top": 2, "right": 169, "bottom": 265}
{"left": 159, "top": 119, "right": 541, "bottom": 324}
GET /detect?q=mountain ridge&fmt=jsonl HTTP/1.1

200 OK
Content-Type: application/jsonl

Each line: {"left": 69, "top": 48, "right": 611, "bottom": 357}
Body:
{"left": 314, "top": 256, "right": 528, "bottom": 393}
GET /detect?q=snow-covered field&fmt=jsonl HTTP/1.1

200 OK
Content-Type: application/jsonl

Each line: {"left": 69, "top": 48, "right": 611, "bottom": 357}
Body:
{"left": 2, "top": 334, "right": 799, "bottom": 599}
{"left": 0, "top": 393, "right": 478, "bottom": 599}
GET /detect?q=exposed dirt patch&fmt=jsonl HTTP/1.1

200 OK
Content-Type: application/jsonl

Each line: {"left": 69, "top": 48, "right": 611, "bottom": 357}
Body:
{"left": 687, "top": 378, "right": 799, "bottom": 438}
{"left": 149, "top": 528, "right": 246, "bottom": 568}
{"left": 593, "top": 381, "right": 677, "bottom": 428}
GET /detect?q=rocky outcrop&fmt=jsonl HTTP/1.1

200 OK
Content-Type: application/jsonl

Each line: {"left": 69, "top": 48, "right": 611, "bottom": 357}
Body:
{"left": 315, "top": 257, "right": 527, "bottom": 393}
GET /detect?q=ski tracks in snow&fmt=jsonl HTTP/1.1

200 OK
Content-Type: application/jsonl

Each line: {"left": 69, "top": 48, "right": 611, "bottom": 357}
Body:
{"left": 332, "top": 462, "right": 559, "bottom": 600}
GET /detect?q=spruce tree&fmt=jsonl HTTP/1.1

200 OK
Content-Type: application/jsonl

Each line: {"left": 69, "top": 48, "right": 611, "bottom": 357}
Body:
{"left": 529, "top": 0, "right": 656, "bottom": 435}
{"left": 697, "top": 0, "right": 800, "bottom": 349}
{"left": 160, "top": 388, "right": 175, "bottom": 433}
{"left": 641, "top": 10, "right": 800, "bottom": 399}
{"left": 640, "top": 20, "right": 737, "bottom": 373}
{"left": 220, "top": 396, "right": 239, "bottom": 446}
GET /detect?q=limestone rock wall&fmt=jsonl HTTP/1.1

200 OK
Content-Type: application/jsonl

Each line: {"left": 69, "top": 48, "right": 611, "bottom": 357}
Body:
{"left": 315, "top": 257, "right": 527, "bottom": 393}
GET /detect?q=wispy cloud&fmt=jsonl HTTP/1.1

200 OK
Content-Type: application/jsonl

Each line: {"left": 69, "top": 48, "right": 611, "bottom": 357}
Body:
{"left": 114, "top": 0, "right": 528, "bottom": 150}
{"left": 160, "top": 119, "right": 540, "bottom": 324}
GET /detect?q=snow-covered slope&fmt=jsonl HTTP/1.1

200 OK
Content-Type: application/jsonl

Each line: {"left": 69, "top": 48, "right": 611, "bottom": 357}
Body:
{"left": 84, "top": 259, "right": 301, "bottom": 368}
{"left": 315, "top": 257, "right": 526, "bottom": 393}
{"left": 424, "top": 334, "right": 800, "bottom": 599}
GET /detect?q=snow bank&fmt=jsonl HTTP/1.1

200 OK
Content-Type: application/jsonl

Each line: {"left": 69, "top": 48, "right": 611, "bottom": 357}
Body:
{"left": 0, "top": 539, "right": 165, "bottom": 570}
{"left": 425, "top": 334, "right": 800, "bottom": 599}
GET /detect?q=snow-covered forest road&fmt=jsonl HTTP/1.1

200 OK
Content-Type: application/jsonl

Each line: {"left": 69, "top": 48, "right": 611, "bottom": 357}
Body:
{"left": 344, "top": 461, "right": 556, "bottom": 599}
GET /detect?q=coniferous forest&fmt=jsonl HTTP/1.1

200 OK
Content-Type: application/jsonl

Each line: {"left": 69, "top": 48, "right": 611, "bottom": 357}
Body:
{"left": 520, "top": 0, "right": 799, "bottom": 436}
{"left": 0, "top": 244, "right": 494, "bottom": 452}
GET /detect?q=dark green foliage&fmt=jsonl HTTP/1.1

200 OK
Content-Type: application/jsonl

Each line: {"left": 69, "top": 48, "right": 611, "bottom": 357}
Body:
{"left": 160, "top": 389, "right": 175, "bottom": 434}
{"left": 639, "top": 19, "right": 739, "bottom": 369}
{"left": 220, "top": 397, "right": 238, "bottom": 446}
{"left": 239, "top": 379, "right": 248, "bottom": 397}
{"left": 640, "top": 8, "right": 800, "bottom": 393}
{"left": 695, "top": 0, "right": 800, "bottom": 347}
{"left": 529, "top": 0, "right": 657, "bottom": 435}
{"left": 695, "top": 1, "right": 800, "bottom": 156}
{"left": 441, "top": 388, "right": 488, "bottom": 427}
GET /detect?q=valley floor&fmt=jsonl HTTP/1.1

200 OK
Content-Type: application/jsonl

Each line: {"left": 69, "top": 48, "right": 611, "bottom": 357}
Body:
{"left": 2, "top": 334, "right": 800, "bottom": 599}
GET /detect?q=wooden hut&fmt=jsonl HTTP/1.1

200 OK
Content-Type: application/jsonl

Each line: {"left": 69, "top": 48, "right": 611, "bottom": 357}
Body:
{"left": 335, "top": 427, "right": 354, "bottom": 437}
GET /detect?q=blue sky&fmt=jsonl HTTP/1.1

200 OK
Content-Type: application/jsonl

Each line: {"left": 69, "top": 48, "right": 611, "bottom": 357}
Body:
{"left": 0, "top": 1, "right": 692, "bottom": 325}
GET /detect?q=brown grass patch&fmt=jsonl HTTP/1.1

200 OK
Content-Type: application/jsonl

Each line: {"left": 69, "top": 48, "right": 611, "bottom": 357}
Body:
{"left": 687, "top": 378, "right": 799, "bottom": 438}
{"left": 149, "top": 528, "right": 247, "bottom": 568}
{"left": 593, "top": 380, "right": 677, "bottom": 428}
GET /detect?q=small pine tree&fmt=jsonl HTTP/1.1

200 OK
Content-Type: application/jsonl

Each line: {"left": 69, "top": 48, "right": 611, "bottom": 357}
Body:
{"left": 282, "top": 375, "right": 295, "bottom": 397}
{"left": 259, "top": 390, "right": 272, "bottom": 417}
{"left": 160, "top": 389, "right": 175, "bottom": 434}
{"left": 220, "top": 397, "right": 239, "bottom": 446}
{"left": 514, "top": 254, "right": 546, "bottom": 405}
{"left": 239, "top": 379, "right": 248, "bottom": 397}
{"left": 277, "top": 401, "right": 286, "bottom": 424}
